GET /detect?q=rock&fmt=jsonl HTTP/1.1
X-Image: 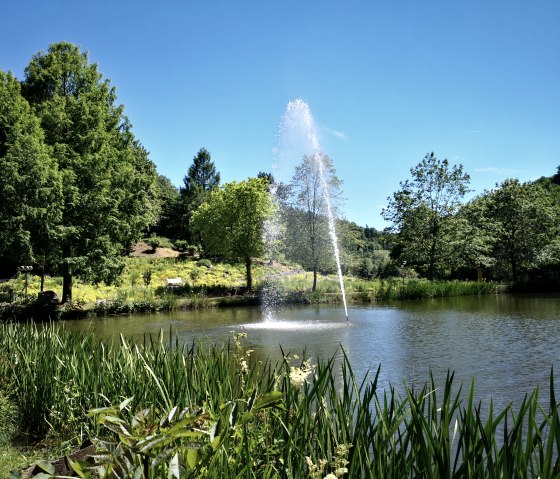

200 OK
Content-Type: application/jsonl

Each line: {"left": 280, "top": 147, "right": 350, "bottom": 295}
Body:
{"left": 36, "top": 290, "right": 59, "bottom": 305}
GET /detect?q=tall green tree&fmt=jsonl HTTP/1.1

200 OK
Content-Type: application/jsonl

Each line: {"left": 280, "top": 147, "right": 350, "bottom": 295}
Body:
{"left": 153, "top": 174, "right": 180, "bottom": 238}
{"left": 191, "top": 178, "right": 273, "bottom": 290}
{"left": 382, "top": 152, "right": 470, "bottom": 280}
{"left": 483, "top": 179, "right": 556, "bottom": 283}
{"left": 282, "top": 154, "right": 343, "bottom": 291}
{"left": 22, "top": 42, "right": 158, "bottom": 302}
{"left": 453, "top": 197, "right": 496, "bottom": 279}
{"left": 178, "top": 148, "right": 220, "bottom": 241}
{"left": 0, "top": 71, "right": 62, "bottom": 277}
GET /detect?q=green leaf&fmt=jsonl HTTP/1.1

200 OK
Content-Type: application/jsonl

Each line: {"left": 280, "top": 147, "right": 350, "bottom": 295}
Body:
{"left": 88, "top": 406, "right": 117, "bottom": 417}
{"left": 168, "top": 452, "right": 184, "bottom": 479}
{"left": 238, "top": 411, "right": 255, "bottom": 426}
{"left": 67, "top": 456, "right": 91, "bottom": 479}
{"left": 210, "top": 419, "right": 222, "bottom": 450}
{"left": 229, "top": 401, "right": 239, "bottom": 427}
{"left": 119, "top": 396, "right": 135, "bottom": 411}
{"left": 253, "top": 391, "right": 284, "bottom": 411}
{"left": 247, "top": 388, "right": 258, "bottom": 411}
{"left": 187, "top": 448, "right": 200, "bottom": 469}
{"left": 34, "top": 461, "right": 55, "bottom": 475}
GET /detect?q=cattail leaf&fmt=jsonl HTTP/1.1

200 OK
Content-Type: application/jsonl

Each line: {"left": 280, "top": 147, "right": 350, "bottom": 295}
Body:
{"left": 253, "top": 391, "right": 284, "bottom": 411}
{"left": 229, "top": 401, "right": 239, "bottom": 427}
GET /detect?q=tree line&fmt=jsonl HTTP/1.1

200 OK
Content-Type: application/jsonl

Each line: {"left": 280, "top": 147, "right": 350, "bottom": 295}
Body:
{"left": 382, "top": 153, "right": 560, "bottom": 287}
{"left": 2, "top": 42, "right": 558, "bottom": 301}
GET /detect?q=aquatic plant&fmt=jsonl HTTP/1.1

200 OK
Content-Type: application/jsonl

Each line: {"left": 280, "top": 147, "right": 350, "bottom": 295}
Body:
{"left": 3, "top": 324, "right": 557, "bottom": 477}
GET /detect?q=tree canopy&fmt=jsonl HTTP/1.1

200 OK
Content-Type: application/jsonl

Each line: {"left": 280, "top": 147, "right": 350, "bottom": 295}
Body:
{"left": 19, "top": 42, "right": 159, "bottom": 302}
{"left": 176, "top": 148, "right": 221, "bottom": 241}
{"left": 0, "top": 71, "right": 62, "bottom": 274}
{"left": 191, "top": 178, "right": 274, "bottom": 290}
{"left": 279, "top": 154, "right": 343, "bottom": 291}
{"left": 382, "top": 152, "right": 470, "bottom": 280}
{"left": 481, "top": 179, "right": 557, "bottom": 283}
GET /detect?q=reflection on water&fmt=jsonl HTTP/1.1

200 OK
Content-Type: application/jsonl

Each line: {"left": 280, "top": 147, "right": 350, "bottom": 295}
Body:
{"left": 64, "top": 294, "right": 560, "bottom": 411}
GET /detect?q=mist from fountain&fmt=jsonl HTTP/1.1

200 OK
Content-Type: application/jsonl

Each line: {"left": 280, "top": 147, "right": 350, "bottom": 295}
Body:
{"left": 262, "top": 99, "right": 349, "bottom": 321}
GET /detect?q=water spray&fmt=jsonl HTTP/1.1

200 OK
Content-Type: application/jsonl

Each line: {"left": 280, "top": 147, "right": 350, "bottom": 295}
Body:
{"left": 275, "top": 99, "right": 349, "bottom": 320}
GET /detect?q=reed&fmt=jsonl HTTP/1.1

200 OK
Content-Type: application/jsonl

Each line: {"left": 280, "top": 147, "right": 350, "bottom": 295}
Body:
{"left": 1, "top": 324, "right": 558, "bottom": 478}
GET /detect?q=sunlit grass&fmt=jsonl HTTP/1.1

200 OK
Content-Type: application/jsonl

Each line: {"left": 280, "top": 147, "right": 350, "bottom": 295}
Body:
{"left": 0, "top": 256, "right": 498, "bottom": 314}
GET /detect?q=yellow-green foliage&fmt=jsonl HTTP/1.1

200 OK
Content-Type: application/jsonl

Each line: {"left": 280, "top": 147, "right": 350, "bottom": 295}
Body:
{"left": 1, "top": 259, "right": 496, "bottom": 308}
{"left": 3, "top": 258, "right": 250, "bottom": 305}
{"left": 122, "top": 258, "right": 247, "bottom": 290}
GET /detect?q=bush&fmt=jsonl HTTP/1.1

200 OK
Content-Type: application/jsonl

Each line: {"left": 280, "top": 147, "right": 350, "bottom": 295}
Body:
{"left": 197, "top": 259, "right": 212, "bottom": 268}
{"left": 173, "top": 239, "right": 189, "bottom": 252}
{"left": 144, "top": 235, "right": 174, "bottom": 252}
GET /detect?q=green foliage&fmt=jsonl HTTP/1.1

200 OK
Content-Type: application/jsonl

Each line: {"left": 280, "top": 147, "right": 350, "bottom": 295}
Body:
{"left": 197, "top": 258, "right": 212, "bottom": 268}
{"left": 142, "top": 270, "right": 152, "bottom": 286}
{"left": 383, "top": 152, "right": 470, "bottom": 280}
{"left": 153, "top": 174, "right": 180, "bottom": 239}
{"left": 175, "top": 148, "right": 221, "bottom": 242}
{"left": 173, "top": 239, "right": 189, "bottom": 252}
{"left": 191, "top": 178, "right": 274, "bottom": 290}
{"left": 144, "top": 235, "right": 173, "bottom": 252}
{"left": 3, "top": 325, "right": 560, "bottom": 478}
{"left": 20, "top": 42, "right": 159, "bottom": 303}
{"left": 281, "top": 154, "right": 343, "bottom": 291}
{"left": 482, "top": 179, "right": 558, "bottom": 284}
{"left": 0, "top": 71, "right": 63, "bottom": 270}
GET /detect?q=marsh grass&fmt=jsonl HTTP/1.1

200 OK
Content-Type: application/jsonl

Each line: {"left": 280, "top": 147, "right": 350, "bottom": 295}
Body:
{"left": 265, "top": 275, "right": 497, "bottom": 305}
{"left": 1, "top": 324, "right": 559, "bottom": 477}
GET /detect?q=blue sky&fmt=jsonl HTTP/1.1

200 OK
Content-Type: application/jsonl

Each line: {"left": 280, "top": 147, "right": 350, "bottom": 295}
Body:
{"left": 1, "top": 1, "right": 559, "bottom": 229}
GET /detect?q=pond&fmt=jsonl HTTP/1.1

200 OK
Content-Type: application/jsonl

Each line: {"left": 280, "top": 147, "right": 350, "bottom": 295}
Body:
{"left": 64, "top": 293, "right": 560, "bottom": 411}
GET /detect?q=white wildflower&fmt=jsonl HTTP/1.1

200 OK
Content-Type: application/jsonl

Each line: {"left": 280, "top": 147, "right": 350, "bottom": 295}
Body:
{"left": 289, "top": 359, "right": 314, "bottom": 389}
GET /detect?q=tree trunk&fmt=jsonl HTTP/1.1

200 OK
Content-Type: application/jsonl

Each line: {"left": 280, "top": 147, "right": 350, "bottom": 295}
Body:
{"left": 245, "top": 256, "right": 253, "bottom": 291}
{"left": 429, "top": 224, "right": 437, "bottom": 281}
{"left": 511, "top": 256, "right": 517, "bottom": 284}
{"left": 312, "top": 267, "right": 317, "bottom": 292}
{"left": 61, "top": 259, "right": 73, "bottom": 304}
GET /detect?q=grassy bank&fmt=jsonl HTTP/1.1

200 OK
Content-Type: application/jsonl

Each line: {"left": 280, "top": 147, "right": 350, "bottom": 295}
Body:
{"left": 1, "top": 324, "right": 559, "bottom": 477}
{"left": 0, "top": 257, "right": 499, "bottom": 322}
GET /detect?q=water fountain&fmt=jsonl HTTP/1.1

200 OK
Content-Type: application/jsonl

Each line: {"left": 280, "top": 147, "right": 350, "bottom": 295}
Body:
{"left": 261, "top": 99, "right": 349, "bottom": 322}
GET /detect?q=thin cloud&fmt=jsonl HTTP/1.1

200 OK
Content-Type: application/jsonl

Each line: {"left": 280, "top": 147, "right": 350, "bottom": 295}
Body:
{"left": 323, "top": 126, "right": 347, "bottom": 141}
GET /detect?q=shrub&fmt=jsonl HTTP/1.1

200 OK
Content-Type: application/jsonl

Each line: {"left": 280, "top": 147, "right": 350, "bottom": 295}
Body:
{"left": 147, "top": 236, "right": 161, "bottom": 252}
{"left": 197, "top": 259, "right": 212, "bottom": 269}
{"left": 173, "top": 239, "right": 189, "bottom": 252}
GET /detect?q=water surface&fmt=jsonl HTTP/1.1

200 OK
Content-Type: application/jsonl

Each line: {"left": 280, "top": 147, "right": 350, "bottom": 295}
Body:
{"left": 65, "top": 293, "right": 560, "bottom": 410}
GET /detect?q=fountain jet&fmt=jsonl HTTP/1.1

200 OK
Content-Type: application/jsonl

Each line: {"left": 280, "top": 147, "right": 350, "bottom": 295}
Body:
{"left": 268, "top": 99, "right": 349, "bottom": 320}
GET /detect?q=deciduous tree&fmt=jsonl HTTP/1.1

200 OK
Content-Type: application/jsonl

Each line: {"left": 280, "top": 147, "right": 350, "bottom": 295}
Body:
{"left": 282, "top": 154, "right": 343, "bottom": 291}
{"left": 483, "top": 179, "right": 556, "bottom": 283}
{"left": 191, "top": 178, "right": 273, "bottom": 290}
{"left": 382, "top": 152, "right": 470, "bottom": 280}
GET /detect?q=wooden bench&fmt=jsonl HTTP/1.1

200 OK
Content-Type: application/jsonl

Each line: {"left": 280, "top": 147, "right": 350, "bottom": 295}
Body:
{"left": 166, "top": 278, "right": 182, "bottom": 288}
